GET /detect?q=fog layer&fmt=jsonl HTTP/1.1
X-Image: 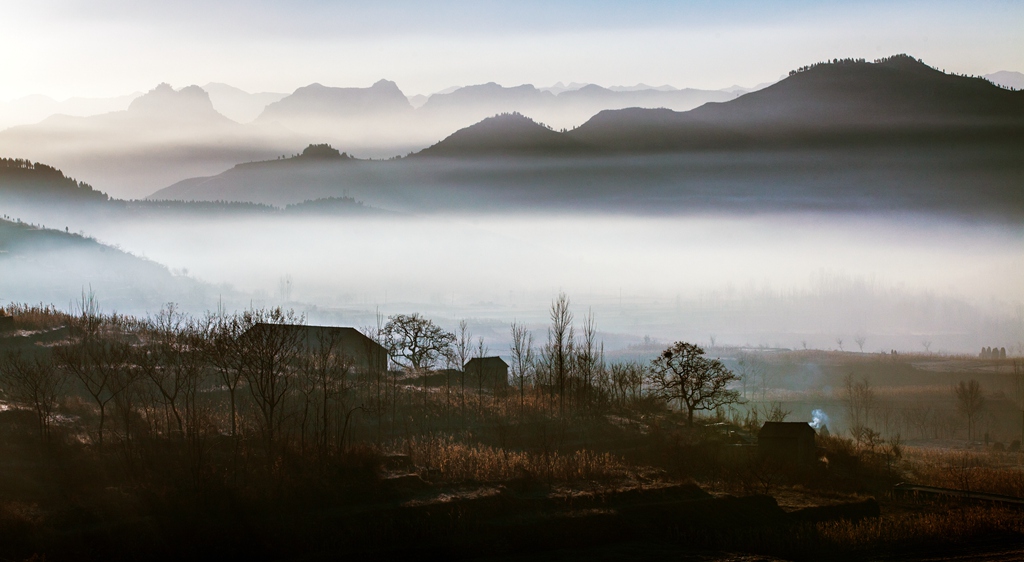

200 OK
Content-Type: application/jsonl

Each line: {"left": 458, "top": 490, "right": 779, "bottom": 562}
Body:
{"left": 20, "top": 211, "right": 1014, "bottom": 355}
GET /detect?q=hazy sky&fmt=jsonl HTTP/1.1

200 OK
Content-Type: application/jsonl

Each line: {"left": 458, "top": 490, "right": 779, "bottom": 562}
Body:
{"left": 2, "top": 0, "right": 1022, "bottom": 100}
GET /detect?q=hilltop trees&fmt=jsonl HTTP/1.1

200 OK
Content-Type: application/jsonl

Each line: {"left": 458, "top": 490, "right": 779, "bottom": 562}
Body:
{"left": 647, "top": 342, "right": 741, "bottom": 426}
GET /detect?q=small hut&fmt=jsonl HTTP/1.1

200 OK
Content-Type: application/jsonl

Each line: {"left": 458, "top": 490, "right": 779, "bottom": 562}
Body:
{"left": 240, "top": 324, "right": 387, "bottom": 373}
{"left": 464, "top": 356, "right": 509, "bottom": 391}
{"left": 758, "top": 422, "right": 818, "bottom": 465}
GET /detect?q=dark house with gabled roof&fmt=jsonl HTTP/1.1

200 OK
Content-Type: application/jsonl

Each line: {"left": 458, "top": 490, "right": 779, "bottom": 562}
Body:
{"left": 758, "top": 422, "right": 818, "bottom": 465}
{"left": 464, "top": 356, "right": 509, "bottom": 391}
{"left": 243, "top": 324, "right": 387, "bottom": 373}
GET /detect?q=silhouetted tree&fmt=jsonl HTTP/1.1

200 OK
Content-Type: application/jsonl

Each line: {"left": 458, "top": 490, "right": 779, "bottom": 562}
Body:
{"left": 57, "top": 339, "right": 131, "bottom": 447}
{"left": 383, "top": 313, "right": 454, "bottom": 430}
{"left": 237, "top": 308, "right": 306, "bottom": 455}
{"left": 509, "top": 320, "right": 535, "bottom": 415}
{"left": 383, "top": 313, "right": 455, "bottom": 372}
{"left": 647, "top": 342, "right": 741, "bottom": 426}
{"left": 454, "top": 320, "right": 473, "bottom": 422}
{"left": 543, "top": 292, "right": 574, "bottom": 416}
{"left": 842, "top": 374, "right": 875, "bottom": 444}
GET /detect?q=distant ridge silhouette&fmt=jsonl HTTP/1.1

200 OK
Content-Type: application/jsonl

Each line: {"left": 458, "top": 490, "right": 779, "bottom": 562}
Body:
{"left": 413, "top": 113, "right": 590, "bottom": 157}
{"left": 256, "top": 80, "right": 412, "bottom": 123}
{"left": 143, "top": 56, "right": 1024, "bottom": 220}
{"left": 566, "top": 55, "right": 1024, "bottom": 151}
{"left": 0, "top": 158, "right": 109, "bottom": 203}
{"left": 127, "top": 83, "right": 228, "bottom": 123}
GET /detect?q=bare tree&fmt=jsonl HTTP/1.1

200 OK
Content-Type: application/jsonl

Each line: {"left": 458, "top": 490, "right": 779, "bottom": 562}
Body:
{"left": 382, "top": 313, "right": 455, "bottom": 425}
{"left": 299, "top": 328, "right": 354, "bottom": 460}
{"left": 542, "top": 292, "right": 574, "bottom": 416}
{"left": 576, "top": 310, "right": 602, "bottom": 410}
{"left": 610, "top": 361, "right": 645, "bottom": 408}
{"left": 758, "top": 401, "right": 791, "bottom": 422}
{"left": 647, "top": 342, "right": 741, "bottom": 426}
{"left": 383, "top": 313, "right": 455, "bottom": 372}
{"left": 454, "top": 320, "right": 473, "bottom": 421}
{"left": 841, "top": 374, "right": 874, "bottom": 444}
{"left": 954, "top": 379, "right": 985, "bottom": 441}
{"left": 359, "top": 309, "right": 387, "bottom": 438}
{"left": 836, "top": 337, "right": 844, "bottom": 352}
{"left": 737, "top": 352, "right": 770, "bottom": 401}
{"left": 509, "top": 321, "right": 534, "bottom": 414}
{"left": 0, "top": 351, "right": 69, "bottom": 441}
{"left": 201, "top": 310, "right": 247, "bottom": 438}
{"left": 54, "top": 333, "right": 132, "bottom": 448}
{"left": 237, "top": 307, "right": 306, "bottom": 455}
{"left": 855, "top": 335, "right": 867, "bottom": 353}
{"left": 474, "top": 336, "right": 489, "bottom": 397}
{"left": 139, "top": 304, "right": 205, "bottom": 439}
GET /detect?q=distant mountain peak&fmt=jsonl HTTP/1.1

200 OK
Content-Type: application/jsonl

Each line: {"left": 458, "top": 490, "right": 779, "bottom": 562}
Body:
{"left": 414, "top": 112, "right": 588, "bottom": 157}
{"left": 420, "top": 83, "right": 553, "bottom": 113}
{"left": 127, "top": 83, "right": 223, "bottom": 120}
{"left": 256, "top": 79, "right": 412, "bottom": 122}
{"left": 985, "top": 70, "right": 1024, "bottom": 90}
{"left": 298, "top": 143, "right": 349, "bottom": 160}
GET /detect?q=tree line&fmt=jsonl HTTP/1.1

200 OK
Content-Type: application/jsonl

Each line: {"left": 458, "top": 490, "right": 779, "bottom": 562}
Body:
{"left": 0, "top": 293, "right": 742, "bottom": 472}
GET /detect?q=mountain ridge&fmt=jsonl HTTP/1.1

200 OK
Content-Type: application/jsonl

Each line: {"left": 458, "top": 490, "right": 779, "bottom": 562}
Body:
{"left": 412, "top": 113, "right": 589, "bottom": 158}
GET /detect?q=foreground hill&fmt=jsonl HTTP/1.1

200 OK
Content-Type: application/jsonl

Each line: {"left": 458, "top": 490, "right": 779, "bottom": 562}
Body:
{"left": 0, "top": 218, "right": 226, "bottom": 313}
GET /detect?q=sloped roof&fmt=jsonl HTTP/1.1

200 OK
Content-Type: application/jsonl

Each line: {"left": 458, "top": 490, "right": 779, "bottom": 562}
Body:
{"left": 759, "top": 422, "right": 816, "bottom": 439}
{"left": 243, "top": 323, "right": 386, "bottom": 357}
{"left": 464, "top": 356, "right": 508, "bottom": 369}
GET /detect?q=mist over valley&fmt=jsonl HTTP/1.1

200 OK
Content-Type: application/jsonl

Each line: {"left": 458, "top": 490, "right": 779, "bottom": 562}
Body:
{"left": 3, "top": 27, "right": 1024, "bottom": 560}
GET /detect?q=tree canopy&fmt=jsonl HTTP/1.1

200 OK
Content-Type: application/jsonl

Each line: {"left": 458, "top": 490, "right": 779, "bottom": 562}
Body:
{"left": 647, "top": 341, "right": 741, "bottom": 426}
{"left": 382, "top": 313, "right": 455, "bottom": 371}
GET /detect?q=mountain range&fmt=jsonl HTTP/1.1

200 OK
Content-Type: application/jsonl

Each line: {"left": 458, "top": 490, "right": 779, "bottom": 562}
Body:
{"left": 0, "top": 77, "right": 742, "bottom": 197}
{"left": 2, "top": 55, "right": 1021, "bottom": 200}
{"left": 413, "top": 55, "right": 1024, "bottom": 156}
{"left": 146, "top": 55, "right": 1024, "bottom": 219}
{"left": 0, "top": 83, "right": 278, "bottom": 196}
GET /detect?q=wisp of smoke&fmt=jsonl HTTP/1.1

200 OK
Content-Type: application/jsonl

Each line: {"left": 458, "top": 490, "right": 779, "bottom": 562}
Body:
{"left": 809, "top": 408, "right": 829, "bottom": 430}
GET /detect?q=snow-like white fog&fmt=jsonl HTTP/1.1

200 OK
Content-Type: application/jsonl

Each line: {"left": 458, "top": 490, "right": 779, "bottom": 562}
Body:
{"left": 60, "top": 211, "right": 1022, "bottom": 354}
